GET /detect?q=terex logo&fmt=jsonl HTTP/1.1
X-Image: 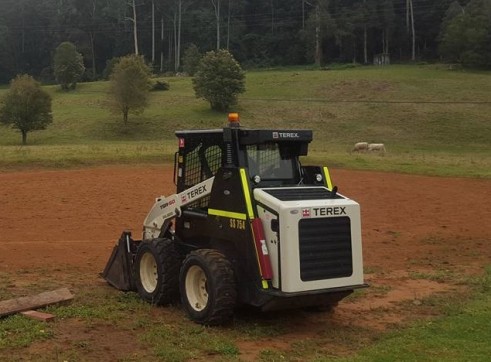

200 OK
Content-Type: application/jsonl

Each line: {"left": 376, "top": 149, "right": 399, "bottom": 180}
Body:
{"left": 312, "top": 207, "right": 346, "bottom": 216}
{"left": 186, "top": 185, "right": 207, "bottom": 200}
{"left": 272, "top": 132, "right": 299, "bottom": 139}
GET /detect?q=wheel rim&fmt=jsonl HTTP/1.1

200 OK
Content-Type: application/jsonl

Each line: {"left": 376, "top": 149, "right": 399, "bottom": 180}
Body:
{"left": 185, "top": 265, "right": 208, "bottom": 311}
{"left": 140, "top": 252, "right": 158, "bottom": 293}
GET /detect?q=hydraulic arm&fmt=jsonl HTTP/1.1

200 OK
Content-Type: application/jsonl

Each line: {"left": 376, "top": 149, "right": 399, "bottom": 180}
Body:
{"left": 143, "top": 177, "right": 215, "bottom": 239}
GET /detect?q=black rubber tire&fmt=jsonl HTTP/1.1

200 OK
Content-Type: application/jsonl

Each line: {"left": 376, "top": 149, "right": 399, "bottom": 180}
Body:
{"left": 134, "top": 238, "right": 181, "bottom": 305}
{"left": 179, "top": 249, "right": 237, "bottom": 325}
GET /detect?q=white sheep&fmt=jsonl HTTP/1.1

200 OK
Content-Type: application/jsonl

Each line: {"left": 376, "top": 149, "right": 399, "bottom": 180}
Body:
{"left": 352, "top": 142, "right": 368, "bottom": 152}
{"left": 368, "top": 143, "right": 386, "bottom": 153}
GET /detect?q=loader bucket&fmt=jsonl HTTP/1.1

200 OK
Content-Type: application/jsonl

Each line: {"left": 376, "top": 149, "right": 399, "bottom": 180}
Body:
{"left": 101, "top": 231, "right": 137, "bottom": 291}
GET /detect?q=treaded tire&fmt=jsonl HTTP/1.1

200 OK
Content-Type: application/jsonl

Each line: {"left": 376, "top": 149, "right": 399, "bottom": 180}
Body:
{"left": 134, "top": 238, "right": 181, "bottom": 305}
{"left": 180, "top": 249, "right": 237, "bottom": 325}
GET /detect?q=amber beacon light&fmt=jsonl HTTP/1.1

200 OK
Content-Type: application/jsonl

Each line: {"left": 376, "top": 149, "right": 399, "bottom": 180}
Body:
{"left": 228, "top": 112, "right": 240, "bottom": 125}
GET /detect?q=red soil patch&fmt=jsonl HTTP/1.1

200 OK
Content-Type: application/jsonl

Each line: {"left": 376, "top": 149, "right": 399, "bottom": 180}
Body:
{"left": 1, "top": 165, "right": 490, "bottom": 359}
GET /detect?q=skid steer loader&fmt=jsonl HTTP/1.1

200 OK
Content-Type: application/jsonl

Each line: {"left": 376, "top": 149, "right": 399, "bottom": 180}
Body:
{"left": 102, "top": 113, "right": 366, "bottom": 325}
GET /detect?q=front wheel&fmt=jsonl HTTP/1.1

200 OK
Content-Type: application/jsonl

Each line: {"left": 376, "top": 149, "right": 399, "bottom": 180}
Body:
{"left": 134, "top": 238, "right": 180, "bottom": 305}
{"left": 180, "top": 249, "right": 237, "bottom": 325}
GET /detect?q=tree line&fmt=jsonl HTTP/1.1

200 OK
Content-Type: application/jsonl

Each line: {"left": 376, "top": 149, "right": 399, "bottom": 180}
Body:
{"left": 0, "top": 0, "right": 490, "bottom": 83}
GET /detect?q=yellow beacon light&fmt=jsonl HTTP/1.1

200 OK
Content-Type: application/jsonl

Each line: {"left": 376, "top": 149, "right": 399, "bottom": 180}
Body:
{"left": 228, "top": 112, "right": 240, "bottom": 126}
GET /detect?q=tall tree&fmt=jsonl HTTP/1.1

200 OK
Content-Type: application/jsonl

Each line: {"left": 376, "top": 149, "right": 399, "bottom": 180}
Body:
{"left": 169, "top": 0, "right": 192, "bottom": 71}
{"left": 407, "top": 0, "right": 416, "bottom": 60}
{"left": 439, "top": 0, "right": 491, "bottom": 67}
{"left": 133, "top": 0, "right": 140, "bottom": 55}
{"left": 0, "top": 0, "right": 488, "bottom": 78}
{"left": 0, "top": 74, "right": 53, "bottom": 145}
{"left": 211, "top": 0, "right": 221, "bottom": 49}
{"left": 71, "top": 0, "right": 110, "bottom": 79}
{"left": 151, "top": 0, "right": 156, "bottom": 64}
{"left": 380, "top": 0, "right": 395, "bottom": 55}
{"left": 307, "top": 0, "right": 334, "bottom": 66}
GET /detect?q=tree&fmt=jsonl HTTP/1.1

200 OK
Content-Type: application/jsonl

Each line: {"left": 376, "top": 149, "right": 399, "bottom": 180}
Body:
{"left": 439, "top": 0, "right": 491, "bottom": 67}
{"left": 172, "top": 0, "right": 193, "bottom": 71}
{"left": 54, "top": 41, "right": 85, "bottom": 91}
{"left": 0, "top": 74, "right": 52, "bottom": 145}
{"left": 211, "top": 0, "right": 221, "bottom": 49}
{"left": 192, "top": 49, "right": 245, "bottom": 111}
{"left": 128, "top": 0, "right": 139, "bottom": 55}
{"left": 182, "top": 44, "right": 202, "bottom": 75}
{"left": 108, "top": 54, "right": 152, "bottom": 124}
{"left": 306, "top": 0, "right": 334, "bottom": 66}
{"left": 407, "top": 0, "right": 416, "bottom": 60}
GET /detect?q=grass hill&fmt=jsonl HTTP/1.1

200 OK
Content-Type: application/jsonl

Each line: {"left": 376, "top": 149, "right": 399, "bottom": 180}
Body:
{"left": 0, "top": 65, "right": 490, "bottom": 177}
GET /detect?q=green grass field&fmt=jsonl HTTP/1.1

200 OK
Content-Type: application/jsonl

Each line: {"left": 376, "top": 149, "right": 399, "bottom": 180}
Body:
{"left": 0, "top": 65, "right": 490, "bottom": 176}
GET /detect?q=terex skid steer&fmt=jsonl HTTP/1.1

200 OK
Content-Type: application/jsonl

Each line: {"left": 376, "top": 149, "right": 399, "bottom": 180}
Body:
{"left": 103, "top": 113, "right": 366, "bottom": 325}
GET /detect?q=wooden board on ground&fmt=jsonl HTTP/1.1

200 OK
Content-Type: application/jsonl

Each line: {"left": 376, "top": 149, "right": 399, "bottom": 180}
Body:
{"left": 0, "top": 288, "right": 73, "bottom": 317}
{"left": 21, "top": 310, "right": 56, "bottom": 322}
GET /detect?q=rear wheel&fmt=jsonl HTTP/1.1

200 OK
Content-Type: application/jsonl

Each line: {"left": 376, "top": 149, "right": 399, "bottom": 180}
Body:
{"left": 134, "top": 238, "right": 180, "bottom": 305}
{"left": 180, "top": 249, "right": 236, "bottom": 325}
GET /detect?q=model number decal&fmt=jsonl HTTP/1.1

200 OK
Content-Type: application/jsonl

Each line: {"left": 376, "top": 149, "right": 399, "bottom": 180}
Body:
{"left": 159, "top": 199, "right": 176, "bottom": 210}
{"left": 229, "top": 218, "right": 246, "bottom": 230}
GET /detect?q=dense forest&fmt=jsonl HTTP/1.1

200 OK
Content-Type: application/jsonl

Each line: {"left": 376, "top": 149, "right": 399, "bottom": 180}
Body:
{"left": 0, "top": 0, "right": 490, "bottom": 83}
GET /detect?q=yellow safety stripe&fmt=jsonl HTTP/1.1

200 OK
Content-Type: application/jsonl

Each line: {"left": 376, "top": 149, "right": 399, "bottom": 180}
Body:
{"left": 239, "top": 168, "right": 254, "bottom": 219}
{"left": 208, "top": 208, "right": 247, "bottom": 220}
{"left": 323, "top": 166, "right": 333, "bottom": 190}
{"left": 240, "top": 168, "right": 268, "bottom": 289}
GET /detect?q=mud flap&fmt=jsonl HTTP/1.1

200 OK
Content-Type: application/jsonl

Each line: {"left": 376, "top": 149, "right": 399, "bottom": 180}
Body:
{"left": 101, "top": 231, "right": 139, "bottom": 291}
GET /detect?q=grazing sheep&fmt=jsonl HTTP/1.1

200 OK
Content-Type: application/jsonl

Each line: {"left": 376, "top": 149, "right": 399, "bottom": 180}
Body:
{"left": 368, "top": 143, "right": 386, "bottom": 153}
{"left": 352, "top": 142, "right": 369, "bottom": 152}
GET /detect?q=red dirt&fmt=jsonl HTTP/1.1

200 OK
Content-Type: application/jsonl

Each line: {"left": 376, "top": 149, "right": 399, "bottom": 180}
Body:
{"left": 1, "top": 165, "right": 490, "bottom": 360}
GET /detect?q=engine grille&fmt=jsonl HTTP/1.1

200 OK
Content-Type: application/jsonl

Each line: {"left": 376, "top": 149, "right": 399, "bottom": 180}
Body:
{"left": 298, "top": 217, "right": 353, "bottom": 281}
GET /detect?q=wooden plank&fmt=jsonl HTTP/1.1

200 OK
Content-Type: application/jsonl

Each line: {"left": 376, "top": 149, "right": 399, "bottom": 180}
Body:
{"left": 0, "top": 288, "right": 73, "bottom": 317}
{"left": 21, "top": 310, "right": 56, "bottom": 322}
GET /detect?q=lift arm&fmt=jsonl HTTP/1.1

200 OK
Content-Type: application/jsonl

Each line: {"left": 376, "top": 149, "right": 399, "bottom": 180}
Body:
{"left": 143, "top": 177, "right": 215, "bottom": 240}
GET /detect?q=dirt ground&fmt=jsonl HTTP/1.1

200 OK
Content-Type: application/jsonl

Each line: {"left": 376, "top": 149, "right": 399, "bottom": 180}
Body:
{"left": 1, "top": 165, "right": 490, "bottom": 360}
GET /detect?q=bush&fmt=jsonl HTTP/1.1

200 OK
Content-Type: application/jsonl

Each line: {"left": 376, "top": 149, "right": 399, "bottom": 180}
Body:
{"left": 192, "top": 50, "right": 245, "bottom": 111}
{"left": 103, "top": 57, "right": 121, "bottom": 80}
{"left": 53, "top": 42, "right": 85, "bottom": 91}
{"left": 182, "top": 44, "right": 202, "bottom": 76}
{"left": 151, "top": 80, "right": 170, "bottom": 91}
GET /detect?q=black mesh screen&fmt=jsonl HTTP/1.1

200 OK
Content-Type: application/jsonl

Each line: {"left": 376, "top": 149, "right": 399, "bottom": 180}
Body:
{"left": 184, "top": 144, "right": 222, "bottom": 208}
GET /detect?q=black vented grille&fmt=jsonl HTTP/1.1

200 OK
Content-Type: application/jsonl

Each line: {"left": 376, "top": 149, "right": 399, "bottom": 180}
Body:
{"left": 299, "top": 217, "right": 353, "bottom": 281}
{"left": 264, "top": 187, "right": 342, "bottom": 201}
